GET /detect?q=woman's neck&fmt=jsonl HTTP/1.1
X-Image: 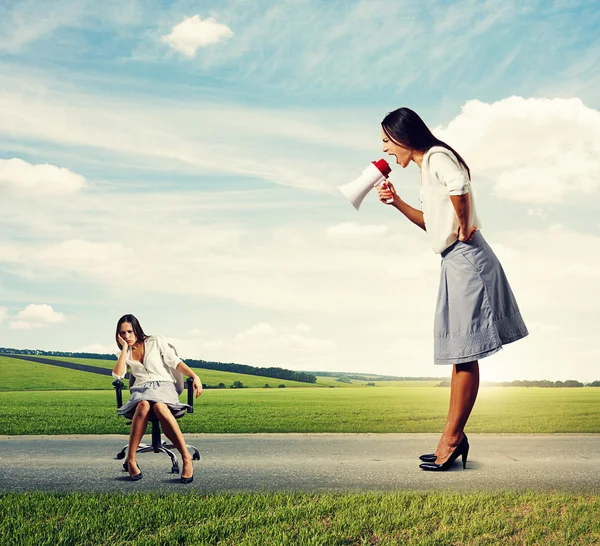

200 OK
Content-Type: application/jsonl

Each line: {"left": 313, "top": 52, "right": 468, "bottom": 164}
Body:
{"left": 412, "top": 150, "right": 425, "bottom": 169}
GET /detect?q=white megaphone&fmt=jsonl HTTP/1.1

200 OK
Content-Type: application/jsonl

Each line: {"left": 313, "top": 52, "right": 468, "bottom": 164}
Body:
{"left": 338, "top": 159, "right": 393, "bottom": 210}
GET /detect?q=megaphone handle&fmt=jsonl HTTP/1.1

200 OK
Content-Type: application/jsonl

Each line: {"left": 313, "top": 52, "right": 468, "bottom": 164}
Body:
{"left": 377, "top": 180, "right": 394, "bottom": 204}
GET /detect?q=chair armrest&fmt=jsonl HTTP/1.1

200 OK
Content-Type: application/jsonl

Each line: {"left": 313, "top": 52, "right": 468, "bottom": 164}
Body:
{"left": 112, "top": 379, "right": 124, "bottom": 408}
{"left": 186, "top": 377, "right": 195, "bottom": 413}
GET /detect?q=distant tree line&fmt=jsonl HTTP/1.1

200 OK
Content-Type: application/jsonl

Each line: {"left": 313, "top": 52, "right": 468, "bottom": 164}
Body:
{"left": 436, "top": 379, "right": 599, "bottom": 387}
{"left": 184, "top": 358, "right": 316, "bottom": 384}
{"left": 0, "top": 348, "right": 114, "bottom": 360}
{"left": 0, "top": 347, "right": 317, "bottom": 384}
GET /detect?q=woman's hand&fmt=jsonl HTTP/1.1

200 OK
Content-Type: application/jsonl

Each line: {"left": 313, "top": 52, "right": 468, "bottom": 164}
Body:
{"left": 117, "top": 334, "right": 128, "bottom": 350}
{"left": 376, "top": 180, "right": 396, "bottom": 205}
{"left": 458, "top": 226, "right": 478, "bottom": 243}
{"left": 192, "top": 376, "right": 203, "bottom": 398}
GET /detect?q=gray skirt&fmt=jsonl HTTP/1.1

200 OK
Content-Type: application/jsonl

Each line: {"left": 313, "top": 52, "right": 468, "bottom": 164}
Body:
{"left": 434, "top": 231, "right": 528, "bottom": 365}
{"left": 117, "top": 381, "right": 191, "bottom": 420}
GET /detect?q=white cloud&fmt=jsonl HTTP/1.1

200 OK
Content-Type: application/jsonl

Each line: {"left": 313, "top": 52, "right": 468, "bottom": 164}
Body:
{"left": 35, "top": 240, "right": 129, "bottom": 275}
{"left": 161, "top": 15, "right": 233, "bottom": 57}
{"left": 436, "top": 97, "right": 600, "bottom": 204}
{"left": 233, "top": 322, "right": 336, "bottom": 351}
{"left": 233, "top": 322, "right": 278, "bottom": 341}
{"left": 0, "top": 158, "right": 86, "bottom": 196}
{"left": 528, "top": 207, "right": 550, "bottom": 218}
{"left": 9, "top": 321, "right": 32, "bottom": 331}
{"left": 0, "top": 306, "right": 8, "bottom": 323}
{"left": 9, "top": 304, "right": 66, "bottom": 330}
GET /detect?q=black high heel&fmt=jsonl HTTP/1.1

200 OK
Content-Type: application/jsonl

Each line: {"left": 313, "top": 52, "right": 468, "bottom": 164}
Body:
{"left": 419, "top": 435, "right": 469, "bottom": 471}
{"left": 126, "top": 460, "right": 143, "bottom": 481}
{"left": 181, "top": 460, "right": 194, "bottom": 484}
{"left": 420, "top": 433, "right": 469, "bottom": 463}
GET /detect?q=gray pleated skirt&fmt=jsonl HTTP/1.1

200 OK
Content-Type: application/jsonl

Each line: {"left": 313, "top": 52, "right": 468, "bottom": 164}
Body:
{"left": 434, "top": 231, "right": 528, "bottom": 365}
{"left": 117, "top": 381, "right": 191, "bottom": 420}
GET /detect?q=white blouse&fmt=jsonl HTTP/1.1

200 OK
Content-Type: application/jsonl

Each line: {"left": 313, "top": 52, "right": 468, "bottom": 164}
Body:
{"left": 112, "top": 334, "right": 183, "bottom": 384}
{"left": 420, "top": 146, "right": 482, "bottom": 254}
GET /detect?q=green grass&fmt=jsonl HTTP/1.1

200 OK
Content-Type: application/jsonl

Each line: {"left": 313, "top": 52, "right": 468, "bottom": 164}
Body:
{"left": 1, "top": 386, "right": 598, "bottom": 435}
{"left": 0, "top": 491, "right": 598, "bottom": 545}
{"left": 0, "top": 356, "right": 123, "bottom": 391}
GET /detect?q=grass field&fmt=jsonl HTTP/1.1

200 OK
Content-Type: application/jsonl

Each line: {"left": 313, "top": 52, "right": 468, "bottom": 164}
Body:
{"left": 0, "top": 356, "right": 121, "bottom": 391}
{"left": 1, "top": 385, "right": 598, "bottom": 435}
{"left": 0, "top": 491, "right": 598, "bottom": 545}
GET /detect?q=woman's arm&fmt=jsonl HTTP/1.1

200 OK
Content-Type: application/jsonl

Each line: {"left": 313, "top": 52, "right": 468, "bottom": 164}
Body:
{"left": 450, "top": 193, "right": 477, "bottom": 242}
{"left": 176, "top": 361, "right": 203, "bottom": 398}
{"left": 376, "top": 181, "right": 426, "bottom": 231}
{"left": 449, "top": 193, "right": 470, "bottom": 236}
{"left": 392, "top": 196, "right": 426, "bottom": 231}
{"left": 112, "top": 337, "right": 128, "bottom": 379}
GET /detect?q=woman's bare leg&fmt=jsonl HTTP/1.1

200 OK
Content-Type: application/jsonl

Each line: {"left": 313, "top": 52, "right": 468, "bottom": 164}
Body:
{"left": 127, "top": 400, "right": 151, "bottom": 476}
{"left": 435, "top": 360, "right": 479, "bottom": 463}
{"left": 152, "top": 402, "right": 193, "bottom": 478}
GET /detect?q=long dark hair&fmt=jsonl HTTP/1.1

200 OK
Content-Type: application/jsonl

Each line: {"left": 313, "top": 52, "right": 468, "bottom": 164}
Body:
{"left": 381, "top": 107, "right": 471, "bottom": 179}
{"left": 115, "top": 314, "right": 148, "bottom": 348}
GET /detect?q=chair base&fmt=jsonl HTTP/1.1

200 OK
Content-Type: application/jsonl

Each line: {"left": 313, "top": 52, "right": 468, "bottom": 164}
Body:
{"left": 116, "top": 419, "right": 200, "bottom": 474}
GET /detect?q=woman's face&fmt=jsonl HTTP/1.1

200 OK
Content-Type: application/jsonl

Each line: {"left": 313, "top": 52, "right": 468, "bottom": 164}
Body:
{"left": 381, "top": 129, "right": 413, "bottom": 168}
{"left": 119, "top": 322, "right": 137, "bottom": 346}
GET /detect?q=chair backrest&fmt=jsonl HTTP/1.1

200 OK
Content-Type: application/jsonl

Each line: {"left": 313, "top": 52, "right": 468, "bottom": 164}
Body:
{"left": 128, "top": 339, "right": 185, "bottom": 395}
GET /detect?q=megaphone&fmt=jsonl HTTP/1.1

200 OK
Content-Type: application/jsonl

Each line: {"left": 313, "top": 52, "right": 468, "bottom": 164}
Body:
{"left": 338, "top": 159, "right": 393, "bottom": 210}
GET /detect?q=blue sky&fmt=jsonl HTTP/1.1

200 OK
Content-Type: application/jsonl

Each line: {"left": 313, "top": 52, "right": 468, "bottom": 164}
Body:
{"left": 1, "top": 0, "right": 599, "bottom": 381}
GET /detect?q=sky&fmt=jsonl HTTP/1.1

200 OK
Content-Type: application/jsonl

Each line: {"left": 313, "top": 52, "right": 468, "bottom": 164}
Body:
{"left": 1, "top": 0, "right": 599, "bottom": 382}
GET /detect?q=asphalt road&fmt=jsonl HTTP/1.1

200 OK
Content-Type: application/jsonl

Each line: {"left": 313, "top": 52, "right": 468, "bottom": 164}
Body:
{"left": 1, "top": 433, "right": 598, "bottom": 493}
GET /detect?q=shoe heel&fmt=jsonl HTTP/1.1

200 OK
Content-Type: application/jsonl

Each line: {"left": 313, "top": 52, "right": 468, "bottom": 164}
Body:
{"left": 462, "top": 446, "right": 469, "bottom": 469}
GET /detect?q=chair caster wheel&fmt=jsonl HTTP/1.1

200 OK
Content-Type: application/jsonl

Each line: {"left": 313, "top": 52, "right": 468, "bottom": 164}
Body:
{"left": 172, "top": 466, "right": 179, "bottom": 474}
{"left": 116, "top": 452, "right": 125, "bottom": 460}
{"left": 192, "top": 453, "right": 200, "bottom": 461}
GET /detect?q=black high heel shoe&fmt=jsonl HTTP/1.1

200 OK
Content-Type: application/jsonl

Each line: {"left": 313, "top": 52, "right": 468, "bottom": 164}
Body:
{"left": 181, "top": 460, "right": 194, "bottom": 484}
{"left": 419, "top": 434, "right": 469, "bottom": 463}
{"left": 419, "top": 435, "right": 469, "bottom": 471}
{"left": 126, "top": 461, "right": 143, "bottom": 481}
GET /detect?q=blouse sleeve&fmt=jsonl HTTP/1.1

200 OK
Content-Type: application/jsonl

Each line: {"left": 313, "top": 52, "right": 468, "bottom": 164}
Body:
{"left": 157, "top": 335, "right": 183, "bottom": 369}
{"left": 429, "top": 151, "right": 470, "bottom": 196}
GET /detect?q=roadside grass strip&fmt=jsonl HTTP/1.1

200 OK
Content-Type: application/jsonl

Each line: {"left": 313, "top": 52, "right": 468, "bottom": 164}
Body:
{"left": 0, "top": 491, "right": 598, "bottom": 545}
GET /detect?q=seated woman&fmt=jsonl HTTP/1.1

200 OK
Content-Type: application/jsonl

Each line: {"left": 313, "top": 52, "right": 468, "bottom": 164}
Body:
{"left": 112, "top": 314, "right": 202, "bottom": 483}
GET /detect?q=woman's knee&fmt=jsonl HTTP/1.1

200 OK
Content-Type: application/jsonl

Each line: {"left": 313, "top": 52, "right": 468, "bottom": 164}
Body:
{"left": 135, "top": 400, "right": 151, "bottom": 415}
{"left": 153, "top": 402, "right": 170, "bottom": 416}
